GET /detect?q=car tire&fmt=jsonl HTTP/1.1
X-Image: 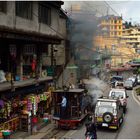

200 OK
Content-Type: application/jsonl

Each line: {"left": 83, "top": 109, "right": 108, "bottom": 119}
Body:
{"left": 103, "top": 112, "right": 113, "bottom": 123}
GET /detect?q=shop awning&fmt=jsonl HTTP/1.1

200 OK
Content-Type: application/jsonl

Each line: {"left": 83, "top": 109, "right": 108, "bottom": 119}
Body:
{"left": 0, "top": 77, "right": 53, "bottom": 92}
{"left": 0, "top": 26, "right": 63, "bottom": 44}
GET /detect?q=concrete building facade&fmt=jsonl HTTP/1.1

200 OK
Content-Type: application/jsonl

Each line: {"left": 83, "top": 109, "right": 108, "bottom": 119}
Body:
{"left": 99, "top": 15, "right": 123, "bottom": 37}
{"left": 0, "top": 1, "right": 68, "bottom": 81}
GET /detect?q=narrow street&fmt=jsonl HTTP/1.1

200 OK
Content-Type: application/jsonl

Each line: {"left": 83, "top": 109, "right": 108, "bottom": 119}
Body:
{"left": 1, "top": 1, "right": 140, "bottom": 139}
{"left": 50, "top": 89, "right": 139, "bottom": 139}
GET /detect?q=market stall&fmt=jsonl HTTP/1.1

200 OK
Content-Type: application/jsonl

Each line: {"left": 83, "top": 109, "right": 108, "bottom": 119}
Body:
{"left": 0, "top": 90, "right": 52, "bottom": 134}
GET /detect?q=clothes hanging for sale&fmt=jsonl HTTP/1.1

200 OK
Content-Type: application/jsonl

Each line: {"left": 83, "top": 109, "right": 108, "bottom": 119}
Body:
{"left": 31, "top": 59, "right": 36, "bottom": 72}
{"left": 0, "top": 99, "right": 4, "bottom": 108}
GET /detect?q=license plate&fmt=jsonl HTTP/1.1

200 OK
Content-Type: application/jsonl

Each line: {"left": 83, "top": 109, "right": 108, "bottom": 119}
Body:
{"left": 97, "top": 117, "right": 103, "bottom": 122}
{"left": 109, "top": 126, "right": 117, "bottom": 129}
{"left": 102, "top": 123, "right": 108, "bottom": 127}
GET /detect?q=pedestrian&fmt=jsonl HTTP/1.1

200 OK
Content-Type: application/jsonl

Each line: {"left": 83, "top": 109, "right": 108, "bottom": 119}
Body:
{"left": 78, "top": 80, "right": 86, "bottom": 89}
{"left": 60, "top": 95, "right": 67, "bottom": 119}
{"left": 32, "top": 115, "right": 38, "bottom": 135}
{"left": 85, "top": 116, "right": 97, "bottom": 139}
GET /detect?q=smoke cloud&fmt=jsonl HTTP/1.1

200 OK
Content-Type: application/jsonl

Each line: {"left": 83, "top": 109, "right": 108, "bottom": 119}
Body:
{"left": 84, "top": 77, "right": 110, "bottom": 106}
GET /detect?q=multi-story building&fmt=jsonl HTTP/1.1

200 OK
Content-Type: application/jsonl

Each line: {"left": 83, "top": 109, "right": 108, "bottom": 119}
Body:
{"left": 94, "top": 15, "right": 123, "bottom": 50}
{"left": 99, "top": 15, "right": 123, "bottom": 37}
{"left": 93, "top": 15, "right": 139, "bottom": 67}
{"left": 0, "top": 1, "right": 69, "bottom": 133}
{"left": 121, "top": 27, "right": 140, "bottom": 48}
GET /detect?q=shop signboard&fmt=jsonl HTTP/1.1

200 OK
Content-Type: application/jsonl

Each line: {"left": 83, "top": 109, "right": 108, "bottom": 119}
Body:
{"left": 47, "top": 67, "right": 54, "bottom": 76}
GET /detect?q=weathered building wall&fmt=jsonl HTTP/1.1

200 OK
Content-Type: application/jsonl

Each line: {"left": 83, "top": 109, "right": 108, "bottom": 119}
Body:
{"left": 0, "top": 2, "right": 62, "bottom": 36}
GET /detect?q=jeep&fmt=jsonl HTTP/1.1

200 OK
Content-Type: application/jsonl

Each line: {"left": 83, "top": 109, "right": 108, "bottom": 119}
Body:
{"left": 94, "top": 97, "right": 124, "bottom": 130}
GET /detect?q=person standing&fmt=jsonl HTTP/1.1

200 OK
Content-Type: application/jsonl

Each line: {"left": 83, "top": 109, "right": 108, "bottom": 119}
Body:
{"left": 60, "top": 96, "right": 67, "bottom": 119}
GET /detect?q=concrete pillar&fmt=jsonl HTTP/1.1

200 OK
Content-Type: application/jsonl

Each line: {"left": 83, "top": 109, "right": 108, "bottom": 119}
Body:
{"left": 20, "top": 53, "right": 23, "bottom": 81}
{"left": 36, "top": 46, "right": 42, "bottom": 78}
{"left": 16, "top": 46, "right": 23, "bottom": 81}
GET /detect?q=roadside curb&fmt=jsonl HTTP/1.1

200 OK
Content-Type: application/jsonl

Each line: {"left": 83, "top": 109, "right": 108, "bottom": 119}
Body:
{"left": 11, "top": 121, "right": 54, "bottom": 139}
{"left": 132, "top": 86, "right": 140, "bottom": 105}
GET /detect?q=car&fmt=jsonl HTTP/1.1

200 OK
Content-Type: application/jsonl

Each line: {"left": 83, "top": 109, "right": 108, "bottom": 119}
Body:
{"left": 110, "top": 76, "right": 123, "bottom": 88}
{"left": 114, "top": 81, "right": 124, "bottom": 89}
{"left": 128, "top": 77, "right": 137, "bottom": 87}
{"left": 109, "top": 88, "right": 129, "bottom": 113}
{"left": 124, "top": 79, "right": 133, "bottom": 90}
{"left": 136, "top": 75, "right": 140, "bottom": 84}
{"left": 94, "top": 96, "right": 124, "bottom": 130}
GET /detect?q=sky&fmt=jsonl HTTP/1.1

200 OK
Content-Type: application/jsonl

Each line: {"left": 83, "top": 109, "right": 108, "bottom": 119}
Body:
{"left": 107, "top": 1, "right": 140, "bottom": 23}
{"left": 63, "top": 1, "right": 140, "bottom": 24}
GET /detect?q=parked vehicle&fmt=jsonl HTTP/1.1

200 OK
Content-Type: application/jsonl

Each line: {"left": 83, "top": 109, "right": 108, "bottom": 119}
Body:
{"left": 109, "top": 88, "right": 129, "bottom": 113}
{"left": 110, "top": 76, "right": 123, "bottom": 88}
{"left": 137, "top": 75, "right": 140, "bottom": 84}
{"left": 124, "top": 80, "right": 133, "bottom": 90}
{"left": 94, "top": 96, "right": 124, "bottom": 130}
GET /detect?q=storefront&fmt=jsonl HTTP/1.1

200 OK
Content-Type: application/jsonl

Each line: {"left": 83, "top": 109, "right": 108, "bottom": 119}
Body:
{"left": 0, "top": 82, "right": 53, "bottom": 136}
{"left": 0, "top": 27, "right": 62, "bottom": 83}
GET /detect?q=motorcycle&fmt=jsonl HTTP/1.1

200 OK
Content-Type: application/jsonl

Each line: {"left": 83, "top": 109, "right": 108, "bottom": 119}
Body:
{"left": 85, "top": 132, "right": 97, "bottom": 140}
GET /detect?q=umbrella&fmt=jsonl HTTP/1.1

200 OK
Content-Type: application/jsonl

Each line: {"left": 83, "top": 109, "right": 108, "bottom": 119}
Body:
{"left": 66, "top": 65, "right": 78, "bottom": 69}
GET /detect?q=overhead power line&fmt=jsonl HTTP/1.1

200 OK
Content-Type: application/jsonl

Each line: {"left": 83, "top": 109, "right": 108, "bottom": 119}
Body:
{"left": 104, "top": 1, "right": 119, "bottom": 16}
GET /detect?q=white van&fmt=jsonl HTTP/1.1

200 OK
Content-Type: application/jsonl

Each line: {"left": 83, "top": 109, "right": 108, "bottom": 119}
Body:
{"left": 109, "top": 88, "right": 129, "bottom": 113}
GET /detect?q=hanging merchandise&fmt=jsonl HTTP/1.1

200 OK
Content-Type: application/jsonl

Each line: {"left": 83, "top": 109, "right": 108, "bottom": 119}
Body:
{"left": 31, "top": 59, "right": 36, "bottom": 72}
{"left": 42, "top": 70, "right": 47, "bottom": 78}
{"left": 0, "top": 70, "right": 6, "bottom": 83}
{"left": 40, "top": 94, "right": 43, "bottom": 101}
{"left": 27, "top": 98, "right": 32, "bottom": 111}
{"left": 9, "top": 45, "right": 16, "bottom": 57}
{"left": 7, "top": 101, "right": 12, "bottom": 118}
{"left": 36, "top": 95, "right": 40, "bottom": 104}
{"left": 44, "top": 93, "right": 46, "bottom": 101}
{"left": 0, "top": 99, "right": 4, "bottom": 108}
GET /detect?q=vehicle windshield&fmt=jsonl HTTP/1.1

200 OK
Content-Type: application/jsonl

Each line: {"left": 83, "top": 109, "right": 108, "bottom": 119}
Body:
{"left": 110, "top": 91, "right": 124, "bottom": 98}
{"left": 97, "top": 106, "right": 114, "bottom": 115}
{"left": 111, "top": 76, "right": 123, "bottom": 82}
{"left": 125, "top": 80, "right": 133, "bottom": 84}
{"left": 128, "top": 78, "right": 135, "bottom": 82}
{"left": 116, "top": 82, "right": 124, "bottom": 86}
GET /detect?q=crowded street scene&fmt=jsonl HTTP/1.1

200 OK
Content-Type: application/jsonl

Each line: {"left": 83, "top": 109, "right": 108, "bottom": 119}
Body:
{"left": 1, "top": 1, "right": 140, "bottom": 139}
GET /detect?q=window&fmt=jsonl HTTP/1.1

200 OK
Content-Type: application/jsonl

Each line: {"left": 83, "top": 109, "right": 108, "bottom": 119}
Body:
{"left": 0, "top": 1, "right": 7, "bottom": 13}
{"left": 16, "top": 1, "right": 32, "bottom": 19}
{"left": 38, "top": 2, "right": 51, "bottom": 25}
{"left": 23, "top": 45, "right": 36, "bottom": 55}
